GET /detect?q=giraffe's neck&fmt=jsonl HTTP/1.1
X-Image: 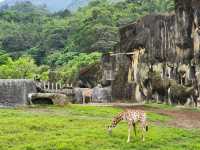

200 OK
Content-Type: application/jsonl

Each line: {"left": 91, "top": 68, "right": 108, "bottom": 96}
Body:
{"left": 110, "top": 113, "right": 124, "bottom": 128}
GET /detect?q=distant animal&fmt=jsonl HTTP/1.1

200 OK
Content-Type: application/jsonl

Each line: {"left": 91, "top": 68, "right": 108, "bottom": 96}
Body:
{"left": 82, "top": 88, "right": 93, "bottom": 104}
{"left": 107, "top": 109, "right": 148, "bottom": 143}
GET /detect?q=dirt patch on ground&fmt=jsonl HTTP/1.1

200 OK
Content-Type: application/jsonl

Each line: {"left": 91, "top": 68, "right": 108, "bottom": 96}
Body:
{"left": 80, "top": 103, "right": 200, "bottom": 129}
{"left": 83, "top": 103, "right": 200, "bottom": 129}
{"left": 120, "top": 105, "right": 200, "bottom": 129}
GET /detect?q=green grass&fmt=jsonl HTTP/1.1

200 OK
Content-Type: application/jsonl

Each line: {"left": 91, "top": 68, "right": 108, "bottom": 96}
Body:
{"left": 0, "top": 105, "right": 199, "bottom": 150}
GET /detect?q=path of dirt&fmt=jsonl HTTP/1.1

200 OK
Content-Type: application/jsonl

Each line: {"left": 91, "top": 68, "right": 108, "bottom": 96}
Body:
{"left": 78, "top": 103, "right": 200, "bottom": 129}
{"left": 118, "top": 105, "right": 200, "bottom": 129}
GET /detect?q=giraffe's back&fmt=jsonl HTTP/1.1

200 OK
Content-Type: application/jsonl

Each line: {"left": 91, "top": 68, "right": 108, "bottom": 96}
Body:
{"left": 123, "top": 109, "right": 146, "bottom": 123}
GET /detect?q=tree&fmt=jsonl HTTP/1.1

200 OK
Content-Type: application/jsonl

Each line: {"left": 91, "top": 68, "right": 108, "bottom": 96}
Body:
{"left": 0, "top": 50, "right": 10, "bottom": 65}
{"left": 58, "top": 52, "right": 102, "bottom": 82}
{"left": 14, "top": 56, "right": 38, "bottom": 79}
{"left": 0, "top": 56, "right": 38, "bottom": 79}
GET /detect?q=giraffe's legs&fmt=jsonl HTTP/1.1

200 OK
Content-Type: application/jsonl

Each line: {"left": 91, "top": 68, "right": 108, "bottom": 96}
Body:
{"left": 127, "top": 122, "right": 132, "bottom": 143}
{"left": 132, "top": 123, "right": 137, "bottom": 136}
{"left": 83, "top": 96, "right": 85, "bottom": 104}
{"left": 141, "top": 124, "right": 146, "bottom": 142}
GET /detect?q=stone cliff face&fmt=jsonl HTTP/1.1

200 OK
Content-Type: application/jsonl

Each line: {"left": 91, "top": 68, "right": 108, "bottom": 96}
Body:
{"left": 192, "top": 0, "right": 200, "bottom": 64}
{"left": 175, "top": 0, "right": 194, "bottom": 63}
{"left": 109, "top": 0, "right": 200, "bottom": 104}
{"left": 119, "top": 0, "right": 200, "bottom": 64}
{"left": 120, "top": 14, "right": 176, "bottom": 63}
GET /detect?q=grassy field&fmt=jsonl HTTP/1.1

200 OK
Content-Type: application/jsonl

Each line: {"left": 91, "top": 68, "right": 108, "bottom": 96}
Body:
{"left": 0, "top": 104, "right": 200, "bottom": 150}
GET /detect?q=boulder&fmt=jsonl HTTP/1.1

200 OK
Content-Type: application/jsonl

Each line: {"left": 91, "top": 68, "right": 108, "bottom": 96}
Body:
{"left": 28, "top": 93, "right": 69, "bottom": 106}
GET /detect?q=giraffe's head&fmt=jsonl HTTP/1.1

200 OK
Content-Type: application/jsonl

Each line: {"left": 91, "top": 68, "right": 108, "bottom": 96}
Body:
{"left": 107, "top": 125, "right": 113, "bottom": 135}
{"left": 107, "top": 121, "right": 117, "bottom": 135}
{"left": 107, "top": 115, "right": 122, "bottom": 134}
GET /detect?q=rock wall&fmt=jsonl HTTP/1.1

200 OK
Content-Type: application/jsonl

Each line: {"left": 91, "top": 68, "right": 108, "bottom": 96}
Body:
{"left": 120, "top": 14, "right": 176, "bottom": 63}
{"left": 0, "top": 80, "right": 37, "bottom": 106}
{"left": 110, "top": 0, "right": 200, "bottom": 104}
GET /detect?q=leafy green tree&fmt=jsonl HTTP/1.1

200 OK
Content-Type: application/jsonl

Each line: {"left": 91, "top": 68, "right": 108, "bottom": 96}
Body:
{"left": 0, "top": 50, "right": 10, "bottom": 65}
{"left": 140, "top": 0, "right": 174, "bottom": 13}
{"left": 0, "top": 59, "right": 14, "bottom": 79}
{"left": 14, "top": 56, "right": 38, "bottom": 79}
{"left": 27, "top": 47, "right": 46, "bottom": 64}
{"left": 37, "top": 65, "right": 50, "bottom": 81}
{"left": 58, "top": 52, "right": 102, "bottom": 82}
{"left": 52, "top": 9, "right": 71, "bottom": 18}
{"left": 0, "top": 56, "right": 38, "bottom": 79}
{"left": 46, "top": 51, "right": 79, "bottom": 68}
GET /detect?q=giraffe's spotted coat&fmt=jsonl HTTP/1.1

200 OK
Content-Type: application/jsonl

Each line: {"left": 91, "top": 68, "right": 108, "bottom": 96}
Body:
{"left": 108, "top": 109, "right": 148, "bottom": 142}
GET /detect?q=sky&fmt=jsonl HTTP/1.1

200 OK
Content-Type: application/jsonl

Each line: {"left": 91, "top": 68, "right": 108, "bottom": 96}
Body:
{"left": 0, "top": 0, "right": 4, "bottom": 2}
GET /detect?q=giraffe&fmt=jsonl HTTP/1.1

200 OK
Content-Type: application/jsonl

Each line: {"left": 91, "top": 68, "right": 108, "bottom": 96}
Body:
{"left": 82, "top": 88, "right": 93, "bottom": 104}
{"left": 107, "top": 109, "right": 148, "bottom": 143}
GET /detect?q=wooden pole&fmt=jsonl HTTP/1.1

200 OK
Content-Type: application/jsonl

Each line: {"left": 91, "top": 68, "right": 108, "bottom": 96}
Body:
{"left": 43, "top": 82, "right": 46, "bottom": 90}
{"left": 48, "top": 82, "right": 50, "bottom": 90}
{"left": 56, "top": 83, "right": 58, "bottom": 91}
{"left": 52, "top": 83, "right": 54, "bottom": 90}
{"left": 109, "top": 52, "right": 137, "bottom": 56}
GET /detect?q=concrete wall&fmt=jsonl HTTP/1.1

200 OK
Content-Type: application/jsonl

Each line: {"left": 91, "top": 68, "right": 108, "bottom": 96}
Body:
{"left": 0, "top": 79, "right": 37, "bottom": 106}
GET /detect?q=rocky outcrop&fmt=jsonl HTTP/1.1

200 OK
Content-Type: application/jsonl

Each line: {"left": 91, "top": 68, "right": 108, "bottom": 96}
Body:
{"left": 28, "top": 93, "right": 69, "bottom": 106}
{"left": 74, "top": 63, "right": 102, "bottom": 88}
{"left": 108, "top": 0, "right": 200, "bottom": 105}
{"left": 168, "top": 84, "right": 197, "bottom": 106}
{"left": 120, "top": 14, "right": 176, "bottom": 63}
{"left": 175, "top": 0, "right": 194, "bottom": 63}
{"left": 142, "top": 71, "right": 198, "bottom": 106}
